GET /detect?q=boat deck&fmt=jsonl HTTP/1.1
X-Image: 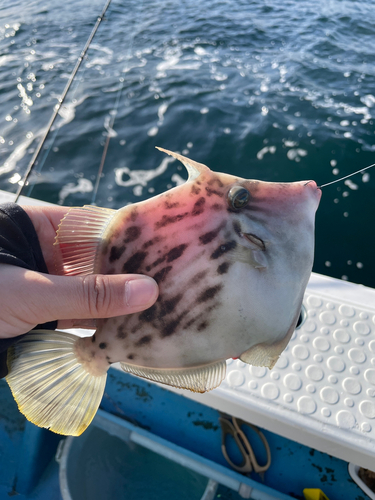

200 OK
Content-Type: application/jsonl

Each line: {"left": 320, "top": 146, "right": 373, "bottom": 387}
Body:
{"left": 165, "top": 273, "right": 375, "bottom": 472}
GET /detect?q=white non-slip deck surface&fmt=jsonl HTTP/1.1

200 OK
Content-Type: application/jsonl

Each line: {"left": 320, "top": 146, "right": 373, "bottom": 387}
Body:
{"left": 170, "top": 273, "right": 375, "bottom": 471}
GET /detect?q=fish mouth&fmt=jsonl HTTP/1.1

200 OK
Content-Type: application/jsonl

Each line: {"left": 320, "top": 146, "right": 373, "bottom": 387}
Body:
{"left": 304, "top": 180, "right": 322, "bottom": 198}
{"left": 302, "top": 180, "right": 322, "bottom": 211}
{"left": 243, "top": 232, "right": 266, "bottom": 251}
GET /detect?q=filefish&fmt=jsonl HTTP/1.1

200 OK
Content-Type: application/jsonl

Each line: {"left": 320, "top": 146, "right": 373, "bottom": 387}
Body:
{"left": 6, "top": 148, "right": 321, "bottom": 436}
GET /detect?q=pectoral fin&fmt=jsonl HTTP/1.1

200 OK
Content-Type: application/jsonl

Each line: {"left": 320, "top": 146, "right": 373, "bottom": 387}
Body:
{"left": 54, "top": 205, "right": 116, "bottom": 276}
{"left": 240, "top": 321, "right": 296, "bottom": 369}
{"left": 240, "top": 343, "right": 280, "bottom": 369}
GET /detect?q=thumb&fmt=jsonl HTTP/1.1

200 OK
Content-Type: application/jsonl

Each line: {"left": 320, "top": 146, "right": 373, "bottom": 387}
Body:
{"left": 1, "top": 265, "right": 158, "bottom": 333}
{"left": 37, "top": 273, "right": 159, "bottom": 323}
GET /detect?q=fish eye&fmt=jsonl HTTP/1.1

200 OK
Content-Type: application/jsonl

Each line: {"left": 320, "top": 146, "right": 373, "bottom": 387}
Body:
{"left": 227, "top": 186, "right": 250, "bottom": 210}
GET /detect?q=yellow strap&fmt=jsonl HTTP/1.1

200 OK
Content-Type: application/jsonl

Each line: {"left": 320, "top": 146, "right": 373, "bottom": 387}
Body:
{"left": 303, "top": 488, "right": 330, "bottom": 500}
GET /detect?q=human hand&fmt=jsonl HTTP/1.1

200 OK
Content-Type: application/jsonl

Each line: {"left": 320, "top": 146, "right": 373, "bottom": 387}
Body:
{"left": 0, "top": 205, "right": 159, "bottom": 339}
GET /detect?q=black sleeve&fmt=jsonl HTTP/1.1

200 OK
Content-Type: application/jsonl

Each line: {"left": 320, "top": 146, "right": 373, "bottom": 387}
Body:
{"left": 0, "top": 203, "right": 57, "bottom": 378}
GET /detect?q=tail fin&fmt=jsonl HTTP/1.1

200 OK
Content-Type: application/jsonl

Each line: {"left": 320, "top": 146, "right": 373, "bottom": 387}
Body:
{"left": 6, "top": 330, "right": 106, "bottom": 436}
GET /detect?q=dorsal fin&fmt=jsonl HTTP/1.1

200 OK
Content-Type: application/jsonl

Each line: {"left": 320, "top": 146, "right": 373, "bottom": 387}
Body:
{"left": 156, "top": 147, "right": 209, "bottom": 182}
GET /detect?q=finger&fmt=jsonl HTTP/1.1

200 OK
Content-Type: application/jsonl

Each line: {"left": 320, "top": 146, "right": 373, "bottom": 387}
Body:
{"left": 22, "top": 205, "right": 71, "bottom": 231}
{"left": 4, "top": 267, "right": 159, "bottom": 325}
{"left": 40, "top": 273, "right": 159, "bottom": 321}
{"left": 57, "top": 318, "right": 97, "bottom": 330}
{"left": 22, "top": 205, "right": 71, "bottom": 272}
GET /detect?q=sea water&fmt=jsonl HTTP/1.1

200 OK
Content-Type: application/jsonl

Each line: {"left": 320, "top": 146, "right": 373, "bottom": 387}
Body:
{"left": 0, "top": 0, "right": 375, "bottom": 287}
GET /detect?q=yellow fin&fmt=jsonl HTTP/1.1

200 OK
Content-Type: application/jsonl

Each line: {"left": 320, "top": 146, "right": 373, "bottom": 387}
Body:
{"left": 120, "top": 359, "right": 226, "bottom": 393}
{"left": 6, "top": 330, "right": 106, "bottom": 436}
{"left": 54, "top": 205, "right": 116, "bottom": 276}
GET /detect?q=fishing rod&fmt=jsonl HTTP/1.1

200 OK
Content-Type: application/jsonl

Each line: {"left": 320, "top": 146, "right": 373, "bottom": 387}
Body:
{"left": 14, "top": 0, "right": 112, "bottom": 203}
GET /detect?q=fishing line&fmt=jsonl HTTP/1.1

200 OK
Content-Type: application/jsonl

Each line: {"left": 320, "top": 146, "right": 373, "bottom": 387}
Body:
{"left": 14, "top": 0, "right": 112, "bottom": 203}
{"left": 304, "top": 162, "right": 375, "bottom": 189}
{"left": 91, "top": 0, "right": 145, "bottom": 205}
{"left": 91, "top": 78, "right": 124, "bottom": 205}
{"left": 317, "top": 162, "right": 375, "bottom": 188}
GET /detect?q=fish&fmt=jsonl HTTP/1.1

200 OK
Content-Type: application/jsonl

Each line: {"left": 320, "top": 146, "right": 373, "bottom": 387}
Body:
{"left": 6, "top": 148, "right": 321, "bottom": 436}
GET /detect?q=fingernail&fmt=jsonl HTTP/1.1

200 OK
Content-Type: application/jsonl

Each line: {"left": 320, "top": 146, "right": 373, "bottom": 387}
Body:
{"left": 125, "top": 277, "right": 158, "bottom": 307}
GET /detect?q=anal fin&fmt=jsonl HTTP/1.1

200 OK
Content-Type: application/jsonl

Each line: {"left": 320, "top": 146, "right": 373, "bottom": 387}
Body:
{"left": 120, "top": 359, "right": 226, "bottom": 393}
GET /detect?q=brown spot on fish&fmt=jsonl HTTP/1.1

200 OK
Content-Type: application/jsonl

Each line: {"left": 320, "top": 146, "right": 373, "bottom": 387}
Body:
{"left": 165, "top": 200, "right": 180, "bottom": 209}
{"left": 197, "top": 284, "right": 223, "bottom": 304}
{"left": 109, "top": 244, "right": 126, "bottom": 263}
{"left": 153, "top": 266, "right": 173, "bottom": 283}
{"left": 192, "top": 197, "right": 205, "bottom": 216}
{"left": 122, "top": 251, "right": 148, "bottom": 273}
{"left": 127, "top": 354, "right": 135, "bottom": 360}
{"left": 217, "top": 262, "right": 230, "bottom": 274}
{"left": 155, "top": 212, "right": 189, "bottom": 229}
{"left": 147, "top": 256, "right": 166, "bottom": 271}
{"left": 143, "top": 237, "right": 161, "bottom": 249}
{"left": 159, "top": 294, "right": 183, "bottom": 317}
{"left": 130, "top": 208, "right": 138, "bottom": 222}
{"left": 184, "top": 304, "right": 216, "bottom": 330}
{"left": 131, "top": 324, "right": 142, "bottom": 334}
{"left": 106, "top": 356, "right": 112, "bottom": 364}
{"left": 124, "top": 226, "right": 142, "bottom": 243}
{"left": 99, "top": 342, "right": 107, "bottom": 349}
{"left": 208, "top": 177, "right": 224, "bottom": 188}
{"left": 166, "top": 244, "right": 188, "bottom": 262}
{"left": 161, "top": 315, "right": 185, "bottom": 338}
{"left": 199, "top": 223, "right": 225, "bottom": 245}
{"left": 184, "top": 317, "right": 196, "bottom": 329}
{"left": 197, "top": 321, "right": 209, "bottom": 331}
{"left": 190, "top": 270, "right": 208, "bottom": 285}
{"left": 139, "top": 304, "right": 157, "bottom": 322}
{"left": 232, "top": 220, "right": 242, "bottom": 236}
{"left": 135, "top": 335, "right": 152, "bottom": 347}
{"left": 117, "top": 324, "right": 127, "bottom": 340}
{"left": 210, "top": 240, "right": 237, "bottom": 259}
{"left": 205, "top": 186, "right": 224, "bottom": 198}
{"left": 191, "top": 184, "right": 201, "bottom": 195}
{"left": 211, "top": 203, "right": 223, "bottom": 211}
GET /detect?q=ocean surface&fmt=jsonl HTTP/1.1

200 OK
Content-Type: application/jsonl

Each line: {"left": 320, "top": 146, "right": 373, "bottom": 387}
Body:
{"left": 0, "top": 0, "right": 375, "bottom": 287}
